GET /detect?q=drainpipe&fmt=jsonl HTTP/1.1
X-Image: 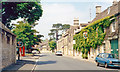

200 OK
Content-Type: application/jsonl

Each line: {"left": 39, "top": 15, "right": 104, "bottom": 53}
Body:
{"left": 118, "top": 2, "right": 120, "bottom": 60}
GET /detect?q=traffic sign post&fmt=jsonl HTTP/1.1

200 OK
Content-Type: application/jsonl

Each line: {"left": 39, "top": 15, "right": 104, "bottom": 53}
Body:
{"left": 17, "top": 41, "right": 23, "bottom": 60}
{"left": 17, "top": 41, "right": 23, "bottom": 47}
{"left": 18, "top": 47, "right": 20, "bottom": 60}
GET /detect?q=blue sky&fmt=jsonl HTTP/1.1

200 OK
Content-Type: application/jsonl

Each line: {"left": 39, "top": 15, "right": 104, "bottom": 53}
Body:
{"left": 10, "top": 0, "right": 117, "bottom": 40}
{"left": 9, "top": 0, "right": 118, "bottom": 40}
{"left": 34, "top": 0, "right": 115, "bottom": 40}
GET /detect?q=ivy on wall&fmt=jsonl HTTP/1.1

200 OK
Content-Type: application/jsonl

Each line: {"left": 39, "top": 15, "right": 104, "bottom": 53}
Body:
{"left": 73, "top": 15, "right": 116, "bottom": 58}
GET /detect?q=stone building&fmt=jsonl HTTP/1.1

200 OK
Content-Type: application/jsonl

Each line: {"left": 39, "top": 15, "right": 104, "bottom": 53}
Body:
{"left": 39, "top": 39, "right": 50, "bottom": 52}
{"left": 57, "top": 18, "right": 88, "bottom": 56}
{"left": 57, "top": 18, "right": 80, "bottom": 56}
{"left": 0, "top": 22, "right": 16, "bottom": 70}
{"left": 57, "top": 25, "right": 79, "bottom": 56}
{"left": 74, "top": 23, "right": 89, "bottom": 34}
{"left": 73, "top": 23, "right": 89, "bottom": 57}
{"left": 89, "top": 1, "right": 120, "bottom": 61}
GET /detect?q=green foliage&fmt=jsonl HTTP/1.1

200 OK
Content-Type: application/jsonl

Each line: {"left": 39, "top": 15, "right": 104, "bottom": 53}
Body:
{"left": 62, "top": 24, "right": 70, "bottom": 32}
{"left": 48, "top": 23, "right": 70, "bottom": 41}
{"left": 12, "top": 21, "right": 44, "bottom": 49}
{"left": 73, "top": 15, "right": 116, "bottom": 57}
{"left": 52, "top": 23, "right": 63, "bottom": 29}
{"left": 49, "top": 41, "right": 56, "bottom": 50}
{"left": 2, "top": 1, "right": 43, "bottom": 29}
{"left": 48, "top": 33, "right": 55, "bottom": 40}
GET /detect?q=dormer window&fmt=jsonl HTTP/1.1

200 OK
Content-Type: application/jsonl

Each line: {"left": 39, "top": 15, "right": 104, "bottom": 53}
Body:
{"left": 107, "top": 7, "right": 110, "bottom": 15}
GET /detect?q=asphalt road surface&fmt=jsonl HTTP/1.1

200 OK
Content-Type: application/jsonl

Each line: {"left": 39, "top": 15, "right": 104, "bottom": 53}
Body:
{"left": 34, "top": 53, "right": 119, "bottom": 70}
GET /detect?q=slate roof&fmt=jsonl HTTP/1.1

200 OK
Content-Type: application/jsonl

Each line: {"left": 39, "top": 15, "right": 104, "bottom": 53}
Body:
{"left": 90, "top": 2, "right": 120, "bottom": 40}
{"left": 91, "top": 2, "right": 119, "bottom": 23}
{"left": 80, "top": 23, "right": 89, "bottom": 27}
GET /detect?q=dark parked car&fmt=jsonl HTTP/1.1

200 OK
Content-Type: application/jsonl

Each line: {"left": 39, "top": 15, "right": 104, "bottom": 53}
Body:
{"left": 95, "top": 53, "right": 120, "bottom": 68}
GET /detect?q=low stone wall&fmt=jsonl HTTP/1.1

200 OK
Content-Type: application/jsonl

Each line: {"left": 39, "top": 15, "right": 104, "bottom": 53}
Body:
{"left": 0, "top": 22, "right": 16, "bottom": 69}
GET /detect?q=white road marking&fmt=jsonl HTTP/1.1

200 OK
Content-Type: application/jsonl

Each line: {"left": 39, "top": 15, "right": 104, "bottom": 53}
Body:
{"left": 31, "top": 55, "right": 40, "bottom": 72}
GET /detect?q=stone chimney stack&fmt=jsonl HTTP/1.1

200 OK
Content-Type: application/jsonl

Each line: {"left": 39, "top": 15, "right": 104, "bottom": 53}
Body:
{"left": 96, "top": 6, "right": 101, "bottom": 16}
{"left": 74, "top": 18, "right": 79, "bottom": 26}
{"left": 113, "top": 0, "right": 117, "bottom": 5}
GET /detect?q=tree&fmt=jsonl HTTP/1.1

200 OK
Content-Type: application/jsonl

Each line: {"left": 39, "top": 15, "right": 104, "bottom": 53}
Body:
{"left": 62, "top": 24, "right": 70, "bottom": 32}
{"left": 12, "top": 21, "right": 44, "bottom": 49}
{"left": 2, "top": 1, "right": 43, "bottom": 29}
{"left": 52, "top": 23, "right": 62, "bottom": 40}
{"left": 48, "top": 23, "right": 70, "bottom": 41}
{"left": 48, "top": 32, "right": 55, "bottom": 41}
{"left": 49, "top": 41, "right": 56, "bottom": 51}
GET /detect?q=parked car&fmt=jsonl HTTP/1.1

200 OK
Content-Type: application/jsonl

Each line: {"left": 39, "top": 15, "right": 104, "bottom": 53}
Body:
{"left": 55, "top": 51, "right": 62, "bottom": 56}
{"left": 95, "top": 53, "right": 120, "bottom": 68}
{"left": 32, "top": 50, "right": 40, "bottom": 54}
{"left": 31, "top": 49, "right": 40, "bottom": 54}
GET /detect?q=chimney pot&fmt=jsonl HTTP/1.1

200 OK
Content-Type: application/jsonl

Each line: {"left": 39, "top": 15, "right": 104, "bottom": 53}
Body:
{"left": 74, "top": 17, "right": 79, "bottom": 26}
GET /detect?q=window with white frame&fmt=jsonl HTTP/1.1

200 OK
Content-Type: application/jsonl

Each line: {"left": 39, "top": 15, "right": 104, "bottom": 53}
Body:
{"left": 107, "top": 7, "right": 110, "bottom": 15}
{"left": 111, "top": 21, "right": 116, "bottom": 32}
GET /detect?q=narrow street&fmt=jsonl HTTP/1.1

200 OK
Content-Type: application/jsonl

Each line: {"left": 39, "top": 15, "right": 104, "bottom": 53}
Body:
{"left": 34, "top": 53, "right": 119, "bottom": 70}
{"left": 1, "top": 1, "right": 120, "bottom": 71}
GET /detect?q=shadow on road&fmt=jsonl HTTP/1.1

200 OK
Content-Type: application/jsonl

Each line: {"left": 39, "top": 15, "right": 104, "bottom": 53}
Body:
{"left": 98, "top": 65, "right": 120, "bottom": 69}
{"left": 40, "top": 54, "right": 47, "bottom": 57}
{"left": 37, "top": 61, "right": 57, "bottom": 65}
{"left": 33, "top": 54, "right": 40, "bottom": 57}
{"left": 20, "top": 60, "right": 36, "bottom": 64}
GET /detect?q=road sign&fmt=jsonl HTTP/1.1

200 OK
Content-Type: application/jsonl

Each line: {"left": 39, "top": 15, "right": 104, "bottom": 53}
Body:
{"left": 83, "top": 31, "right": 88, "bottom": 39}
{"left": 17, "top": 41, "right": 23, "bottom": 47}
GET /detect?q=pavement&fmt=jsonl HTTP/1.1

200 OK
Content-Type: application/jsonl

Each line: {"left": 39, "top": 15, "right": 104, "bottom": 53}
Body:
{"left": 2, "top": 52, "right": 119, "bottom": 71}
{"left": 2, "top": 54, "right": 40, "bottom": 71}
{"left": 63, "top": 55, "right": 96, "bottom": 63}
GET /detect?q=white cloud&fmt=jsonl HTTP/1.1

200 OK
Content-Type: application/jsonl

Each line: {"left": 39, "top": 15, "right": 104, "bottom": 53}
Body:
{"left": 35, "top": 3, "right": 89, "bottom": 39}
